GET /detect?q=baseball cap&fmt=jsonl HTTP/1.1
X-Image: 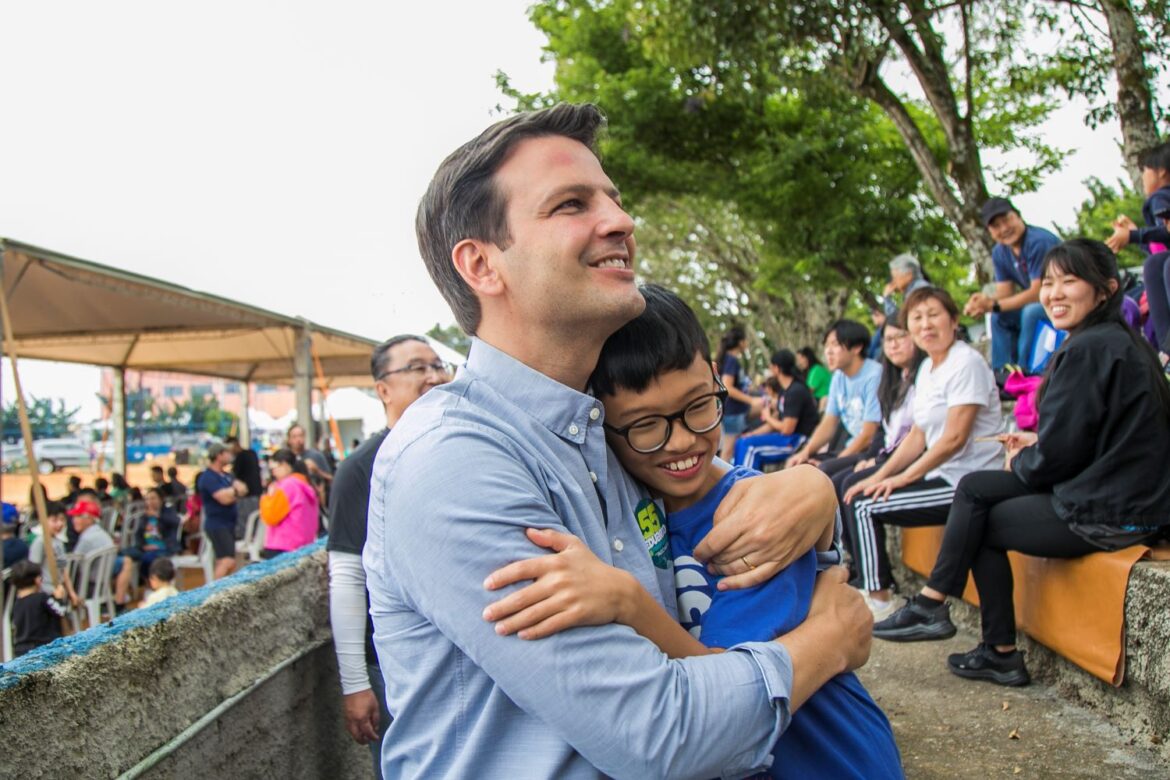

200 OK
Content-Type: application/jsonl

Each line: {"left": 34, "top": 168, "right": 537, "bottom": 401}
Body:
{"left": 207, "top": 442, "right": 228, "bottom": 459}
{"left": 67, "top": 499, "right": 102, "bottom": 518}
{"left": 980, "top": 197, "right": 1016, "bottom": 227}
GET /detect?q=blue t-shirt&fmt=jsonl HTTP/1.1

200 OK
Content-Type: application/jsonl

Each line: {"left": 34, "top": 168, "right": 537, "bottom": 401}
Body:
{"left": 992, "top": 225, "right": 1060, "bottom": 290}
{"left": 721, "top": 353, "right": 749, "bottom": 416}
{"left": 825, "top": 359, "right": 882, "bottom": 442}
{"left": 670, "top": 466, "right": 903, "bottom": 780}
{"left": 197, "top": 469, "right": 237, "bottom": 531}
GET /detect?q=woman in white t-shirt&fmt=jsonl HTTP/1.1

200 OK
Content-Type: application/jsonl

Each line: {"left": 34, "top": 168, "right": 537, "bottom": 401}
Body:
{"left": 842, "top": 287, "right": 1002, "bottom": 618}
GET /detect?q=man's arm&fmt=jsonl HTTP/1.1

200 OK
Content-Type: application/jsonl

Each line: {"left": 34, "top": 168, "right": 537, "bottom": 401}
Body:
{"left": 996, "top": 278, "right": 1041, "bottom": 312}
{"left": 376, "top": 428, "right": 801, "bottom": 779}
{"left": 328, "top": 550, "right": 380, "bottom": 744}
{"left": 836, "top": 420, "right": 878, "bottom": 457}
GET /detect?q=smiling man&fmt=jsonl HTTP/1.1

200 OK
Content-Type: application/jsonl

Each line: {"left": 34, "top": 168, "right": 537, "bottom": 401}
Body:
{"left": 363, "top": 104, "right": 871, "bottom": 779}
{"left": 963, "top": 198, "right": 1060, "bottom": 372}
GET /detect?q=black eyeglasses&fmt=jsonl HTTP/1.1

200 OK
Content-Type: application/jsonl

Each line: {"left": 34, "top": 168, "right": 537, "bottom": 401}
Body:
{"left": 604, "top": 377, "right": 728, "bottom": 454}
{"left": 377, "top": 361, "right": 454, "bottom": 381}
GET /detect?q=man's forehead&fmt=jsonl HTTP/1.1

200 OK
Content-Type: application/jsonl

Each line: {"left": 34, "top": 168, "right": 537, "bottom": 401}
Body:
{"left": 497, "top": 135, "right": 612, "bottom": 201}
{"left": 389, "top": 340, "right": 438, "bottom": 363}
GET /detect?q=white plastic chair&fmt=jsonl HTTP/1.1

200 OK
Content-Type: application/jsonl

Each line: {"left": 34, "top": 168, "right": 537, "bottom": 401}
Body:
{"left": 241, "top": 510, "right": 265, "bottom": 563}
{"left": 99, "top": 505, "right": 120, "bottom": 536}
{"left": 69, "top": 545, "right": 118, "bottom": 632}
{"left": 118, "top": 511, "right": 142, "bottom": 550}
{"left": 171, "top": 532, "right": 215, "bottom": 586}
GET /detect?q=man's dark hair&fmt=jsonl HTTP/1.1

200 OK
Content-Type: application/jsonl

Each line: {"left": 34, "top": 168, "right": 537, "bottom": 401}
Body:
{"left": 371, "top": 334, "right": 428, "bottom": 380}
{"left": 1138, "top": 141, "right": 1170, "bottom": 172}
{"left": 590, "top": 284, "right": 709, "bottom": 397}
{"left": 150, "top": 464, "right": 164, "bottom": 475}
{"left": 224, "top": 436, "right": 239, "bottom": 446}
{"left": 167, "top": 466, "right": 179, "bottom": 479}
{"left": 95, "top": 477, "right": 109, "bottom": 492}
{"left": 68, "top": 475, "right": 82, "bottom": 489}
{"left": 11, "top": 559, "right": 42, "bottom": 589}
{"left": 149, "top": 556, "right": 175, "bottom": 582}
{"left": 824, "top": 319, "right": 871, "bottom": 355}
{"left": 770, "top": 349, "right": 800, "bottom": 379}
{"left": 45, "top": 500, "right": 66, "bottom": 517}
{"left": 416, "top": 103, "right": 607, "bottom": 335}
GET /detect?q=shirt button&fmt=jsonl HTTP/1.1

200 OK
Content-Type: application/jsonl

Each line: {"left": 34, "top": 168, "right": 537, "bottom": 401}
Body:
{"left": 613, "top": 539, "right": 624, "bottom": 552}
{"left": 589, "top": 471, "right": 598, "bottom": 483}
{"left": 568, "top": 424, "right": 579, "bottom": 436}
{"left": 589, "top": 407, "right": 600, "bottom": 421}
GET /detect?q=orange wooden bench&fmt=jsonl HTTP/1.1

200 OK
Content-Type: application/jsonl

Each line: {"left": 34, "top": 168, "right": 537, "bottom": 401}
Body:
{"left": 900, "top": 526, "right": 1169, "bottom": 685}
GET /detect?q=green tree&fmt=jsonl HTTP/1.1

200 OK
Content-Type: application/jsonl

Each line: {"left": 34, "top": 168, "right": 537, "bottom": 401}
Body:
{"left": 2, "top": 396, "right": 80, "bottom": 439}
{"left": 504, "top": 0, "right": 966, "bottom": 345}
{"left": 426, "top": 322, "right": 472, "bottom": 354}
{"left": 1060, "top": 177, "right": 1147, "bottom": 264}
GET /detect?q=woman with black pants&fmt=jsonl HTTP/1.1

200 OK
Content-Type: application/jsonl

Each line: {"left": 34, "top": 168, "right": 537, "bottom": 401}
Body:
{"left": 874, "top": 239, "right": 1170, "bottom": 686}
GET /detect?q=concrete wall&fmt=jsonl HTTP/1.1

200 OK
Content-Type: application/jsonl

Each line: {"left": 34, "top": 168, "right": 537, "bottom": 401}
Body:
{"left": 891, "top": 529, "right": 1170, "bottom": 760}
{"left": 0, "top": 542, "right": 371, "bottom": 779}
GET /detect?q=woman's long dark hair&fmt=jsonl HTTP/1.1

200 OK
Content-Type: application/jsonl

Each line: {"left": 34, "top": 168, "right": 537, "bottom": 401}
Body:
{"left": 1036, "top": 239, "right": 1170, "bottom": 415}
{"left": 875, "top": 312, "right": 925, "bottom": 420}
{"left": 796, "top": 346, "right": 821, "bottom": 374}
{"left": 715, "top": 325, "right": 746, "bottom": 371}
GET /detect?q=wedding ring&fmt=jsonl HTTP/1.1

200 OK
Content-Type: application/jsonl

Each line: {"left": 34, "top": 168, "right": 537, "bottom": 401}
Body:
{"left": 741, "top": 555, "right": 756, "bottom": 571}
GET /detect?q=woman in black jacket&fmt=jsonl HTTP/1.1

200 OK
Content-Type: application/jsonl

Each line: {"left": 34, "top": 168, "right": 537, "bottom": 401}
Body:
{"left": 871, "top": 239, "right": 1170, "bottom": 686}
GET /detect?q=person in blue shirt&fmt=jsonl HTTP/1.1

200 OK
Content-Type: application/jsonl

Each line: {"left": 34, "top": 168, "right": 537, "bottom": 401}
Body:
{"left": 963, "top": 198, "right": 1060, "bottom": 372}
{"left": 785, "top": 319, "right": 883, "bottom": 469}
{"left": 715, "top": 324, "right": 763, "bottom": 461}
{"left": 373, "top": 102, "right": 872, "bottom": 779}
{"left": 1106, "top": 141, "right": 1170, "bottom": 355}
{"left": 486, "top": 285, "right": 901, "bottom": 779}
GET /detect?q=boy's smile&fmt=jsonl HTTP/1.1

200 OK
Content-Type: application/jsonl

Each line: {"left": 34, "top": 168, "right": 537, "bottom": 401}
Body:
{"left": 602, "top": 353, "right": 726, "bottom": 513}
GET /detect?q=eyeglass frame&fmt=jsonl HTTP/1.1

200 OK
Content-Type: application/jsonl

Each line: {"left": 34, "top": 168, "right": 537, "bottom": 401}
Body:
{"left": 602, "top": 373, "right": 729, "bottom": 454}
{"left": 376, "top": 360, "right": 454, "bottom": 381}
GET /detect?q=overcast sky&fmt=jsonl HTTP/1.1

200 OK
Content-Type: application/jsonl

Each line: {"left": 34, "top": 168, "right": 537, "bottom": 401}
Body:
{"left": 0, "top": 1, "right": 1157, "bottom": 421}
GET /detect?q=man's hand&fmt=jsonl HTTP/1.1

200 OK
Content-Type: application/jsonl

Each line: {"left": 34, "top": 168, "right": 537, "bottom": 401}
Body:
{"left": 232, "top": 479, "right": 248, "bottom": 496}
{"left": 694, "top": 465, "right": 836, "bottom": 590}
{"left": 964, "top": 293, "right": 993, "bottom": 317}
{"left": 784, "top": 449, "right": 810, "bottom": 469}
{"left": 343, "top": 689, "right": 381, "bottom": 745}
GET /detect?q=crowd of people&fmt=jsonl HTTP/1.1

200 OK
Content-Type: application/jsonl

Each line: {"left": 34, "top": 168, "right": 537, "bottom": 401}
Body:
{"left": 4, "top": 104, "right": 1170, "bottom": 779}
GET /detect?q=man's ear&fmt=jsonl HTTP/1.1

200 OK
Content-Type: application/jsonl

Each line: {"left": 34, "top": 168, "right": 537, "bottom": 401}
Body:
{"left": 452, "top": 239, "right": 505, "bottom": 298}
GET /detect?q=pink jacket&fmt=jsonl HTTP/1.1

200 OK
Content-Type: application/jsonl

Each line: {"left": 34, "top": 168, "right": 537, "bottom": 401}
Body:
{"left": 259, "top": 474, "right": 319, "bottom": 552}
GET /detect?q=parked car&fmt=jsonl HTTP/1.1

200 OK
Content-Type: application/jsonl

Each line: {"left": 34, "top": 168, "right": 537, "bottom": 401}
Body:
{"left": 1, "top": 438, "right": 92, "bottom": 474}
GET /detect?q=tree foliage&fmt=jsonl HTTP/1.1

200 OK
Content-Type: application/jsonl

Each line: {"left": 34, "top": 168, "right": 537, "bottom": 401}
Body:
{"left": 504, "top": 0, "right": 965, "bottom": 350}
{"left": 426, "top": 322, "right": 472, "bottom": 354}
{"left": 2, "top": 396, "right": 80, "bottom": 440}
{"left": 1060, "top": 176, "right": 1148, "bottom": 265}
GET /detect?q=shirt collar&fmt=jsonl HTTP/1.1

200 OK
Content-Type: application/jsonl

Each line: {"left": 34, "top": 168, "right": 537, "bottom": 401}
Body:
{"left": 464, "top": 338, "right": 605, "bottom": 444}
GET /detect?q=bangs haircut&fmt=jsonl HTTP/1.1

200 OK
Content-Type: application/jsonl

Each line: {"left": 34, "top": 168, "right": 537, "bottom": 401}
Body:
{"left": 590, "top": 284, "right": 710, "bottom": 397}
{"left": 903, "top": 286, "right": 959, "bottom": 320}
{"left": 1138, "top": 141, "right": 1170, "bottom": 172}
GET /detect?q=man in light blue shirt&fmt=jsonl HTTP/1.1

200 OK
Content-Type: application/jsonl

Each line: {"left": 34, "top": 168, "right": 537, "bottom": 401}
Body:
{"left": 365, "top": 104, "right": 873, "bottom": 779}
{"left": 786, "top": 319, "right": 882, "bottom": 468}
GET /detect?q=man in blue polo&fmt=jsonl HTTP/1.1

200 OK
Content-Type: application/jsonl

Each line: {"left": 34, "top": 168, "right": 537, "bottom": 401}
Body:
{"left": 963, "top": 197, "right": 1060, "bottom": 372}
{"left": 363, "top": 104, "right": 872, "bottom": 778}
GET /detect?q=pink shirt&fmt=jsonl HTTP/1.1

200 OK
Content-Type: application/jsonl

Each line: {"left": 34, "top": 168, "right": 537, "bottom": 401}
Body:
{"left": 265, "top": 475, "right": 319, "bottom": 552}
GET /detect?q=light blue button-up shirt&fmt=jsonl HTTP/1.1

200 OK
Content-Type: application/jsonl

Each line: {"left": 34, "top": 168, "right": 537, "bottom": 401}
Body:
{"left": 364, "top": 339, "right": 793, "bottom": 779}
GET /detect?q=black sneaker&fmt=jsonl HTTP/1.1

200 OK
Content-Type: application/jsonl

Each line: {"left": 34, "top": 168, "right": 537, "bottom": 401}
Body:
{"left": 947, "top": 643, "right": 1031, "bottom": 687}
{"left": 872, "top": 599, "right": 957, "bottom": 642}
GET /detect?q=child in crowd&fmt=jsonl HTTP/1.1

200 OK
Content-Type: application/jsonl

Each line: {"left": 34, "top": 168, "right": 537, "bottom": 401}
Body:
{"left": 10, "top": 560, "right": 70, "bottom": 657}
{"left": 486, "top": 285, "right": 902, "bottom": 779}
{"left": 28, "top": 501, "right": 79, "bottom": 603}
{"left": 2, "top": 512, "right": 29, "bottom": 568}
{"left": 1107, "top": 141, "right": 1170, "bottom": 354}
{"left": 141, "top": 557, "right": 180, "bottom": 607}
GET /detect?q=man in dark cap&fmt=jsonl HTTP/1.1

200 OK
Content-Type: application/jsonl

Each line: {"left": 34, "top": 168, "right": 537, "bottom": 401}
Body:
{"left": 963, "top": 197, "right": 1060, "bottom": 372}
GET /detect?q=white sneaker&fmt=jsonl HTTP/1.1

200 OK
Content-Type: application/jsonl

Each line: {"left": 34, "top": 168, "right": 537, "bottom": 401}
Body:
{"left": 865, "top": 596, "right": 899, "bottom": 622}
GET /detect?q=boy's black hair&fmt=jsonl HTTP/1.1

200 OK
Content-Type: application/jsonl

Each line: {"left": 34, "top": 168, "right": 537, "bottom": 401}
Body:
{"left": 11, "top": 559, "right": 42, "bottom": 589}
{"left": 1138, "top": 141, "right": 1170, "bottom": 172}
{"left": 45, "top": 500, "right": 66, "bottom": 517}
{"left": 591, "top": 284, "right": 710, "bottom": 397}
{"left": 149, "top": 557, "right": 176, "bottom": 582}
{"left": 824, "top": 319, "right": 871, "bottom": 354}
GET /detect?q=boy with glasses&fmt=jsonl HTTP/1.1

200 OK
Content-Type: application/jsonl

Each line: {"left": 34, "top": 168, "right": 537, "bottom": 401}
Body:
{"left": 485, "top": 285, "right": 902, "bottom": 779}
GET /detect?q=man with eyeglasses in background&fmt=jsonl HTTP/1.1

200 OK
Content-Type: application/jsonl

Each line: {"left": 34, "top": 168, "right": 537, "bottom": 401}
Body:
{"left": 327, "top": 334, "right": 451, "bottom": 779}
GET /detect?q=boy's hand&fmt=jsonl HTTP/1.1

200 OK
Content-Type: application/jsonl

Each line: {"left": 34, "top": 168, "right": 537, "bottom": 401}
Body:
{"left": 694, "top": 465, "right": 836, "bottom": 590}
{"left": 483, "top": 528, "right": 637, "bottom": 639}
{"left": 1105, "top": 226, "right": 1129, "bottom": 254}
{"left": 1113, "top": 215, "right": 1137, "bottom": 231}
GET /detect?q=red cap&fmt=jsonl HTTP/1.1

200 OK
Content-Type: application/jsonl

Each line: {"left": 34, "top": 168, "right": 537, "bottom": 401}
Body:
{"left": 67, "top": 499, "right": 101, "bottom": 518}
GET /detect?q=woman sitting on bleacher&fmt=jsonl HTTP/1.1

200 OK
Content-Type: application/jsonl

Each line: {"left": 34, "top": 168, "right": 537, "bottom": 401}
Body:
{"left": 841, "top": 288, "right": 1004, "bottom": 619}
{"left": 872, "top": 239, "right": 1170, "bottom": 687}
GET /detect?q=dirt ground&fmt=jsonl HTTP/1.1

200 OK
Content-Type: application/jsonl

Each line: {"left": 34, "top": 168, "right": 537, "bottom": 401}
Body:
{"left": 0, "top": 460, "right": 202, "bottom": 507}
{"left": 859, "top": 629, "right": 1169, "bottom": 778}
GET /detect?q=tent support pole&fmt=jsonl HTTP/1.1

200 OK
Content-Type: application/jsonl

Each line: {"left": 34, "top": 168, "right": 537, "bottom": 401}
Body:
{"left": 240, "top": 380, "right": 252, "bottom": 449}
{"left": 294, "top": 325, "right": 313, "bottom": 442}
{"left": 112, "top": 368, "right": 127, "bottom": 474}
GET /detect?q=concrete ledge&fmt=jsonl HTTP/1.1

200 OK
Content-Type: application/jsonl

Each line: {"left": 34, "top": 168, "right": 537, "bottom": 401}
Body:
{"left": 0, "top": 540, "right": 371, "bottom": 778}
{"left": 891, "top": 530, "right": 1170, "bottom": 757}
